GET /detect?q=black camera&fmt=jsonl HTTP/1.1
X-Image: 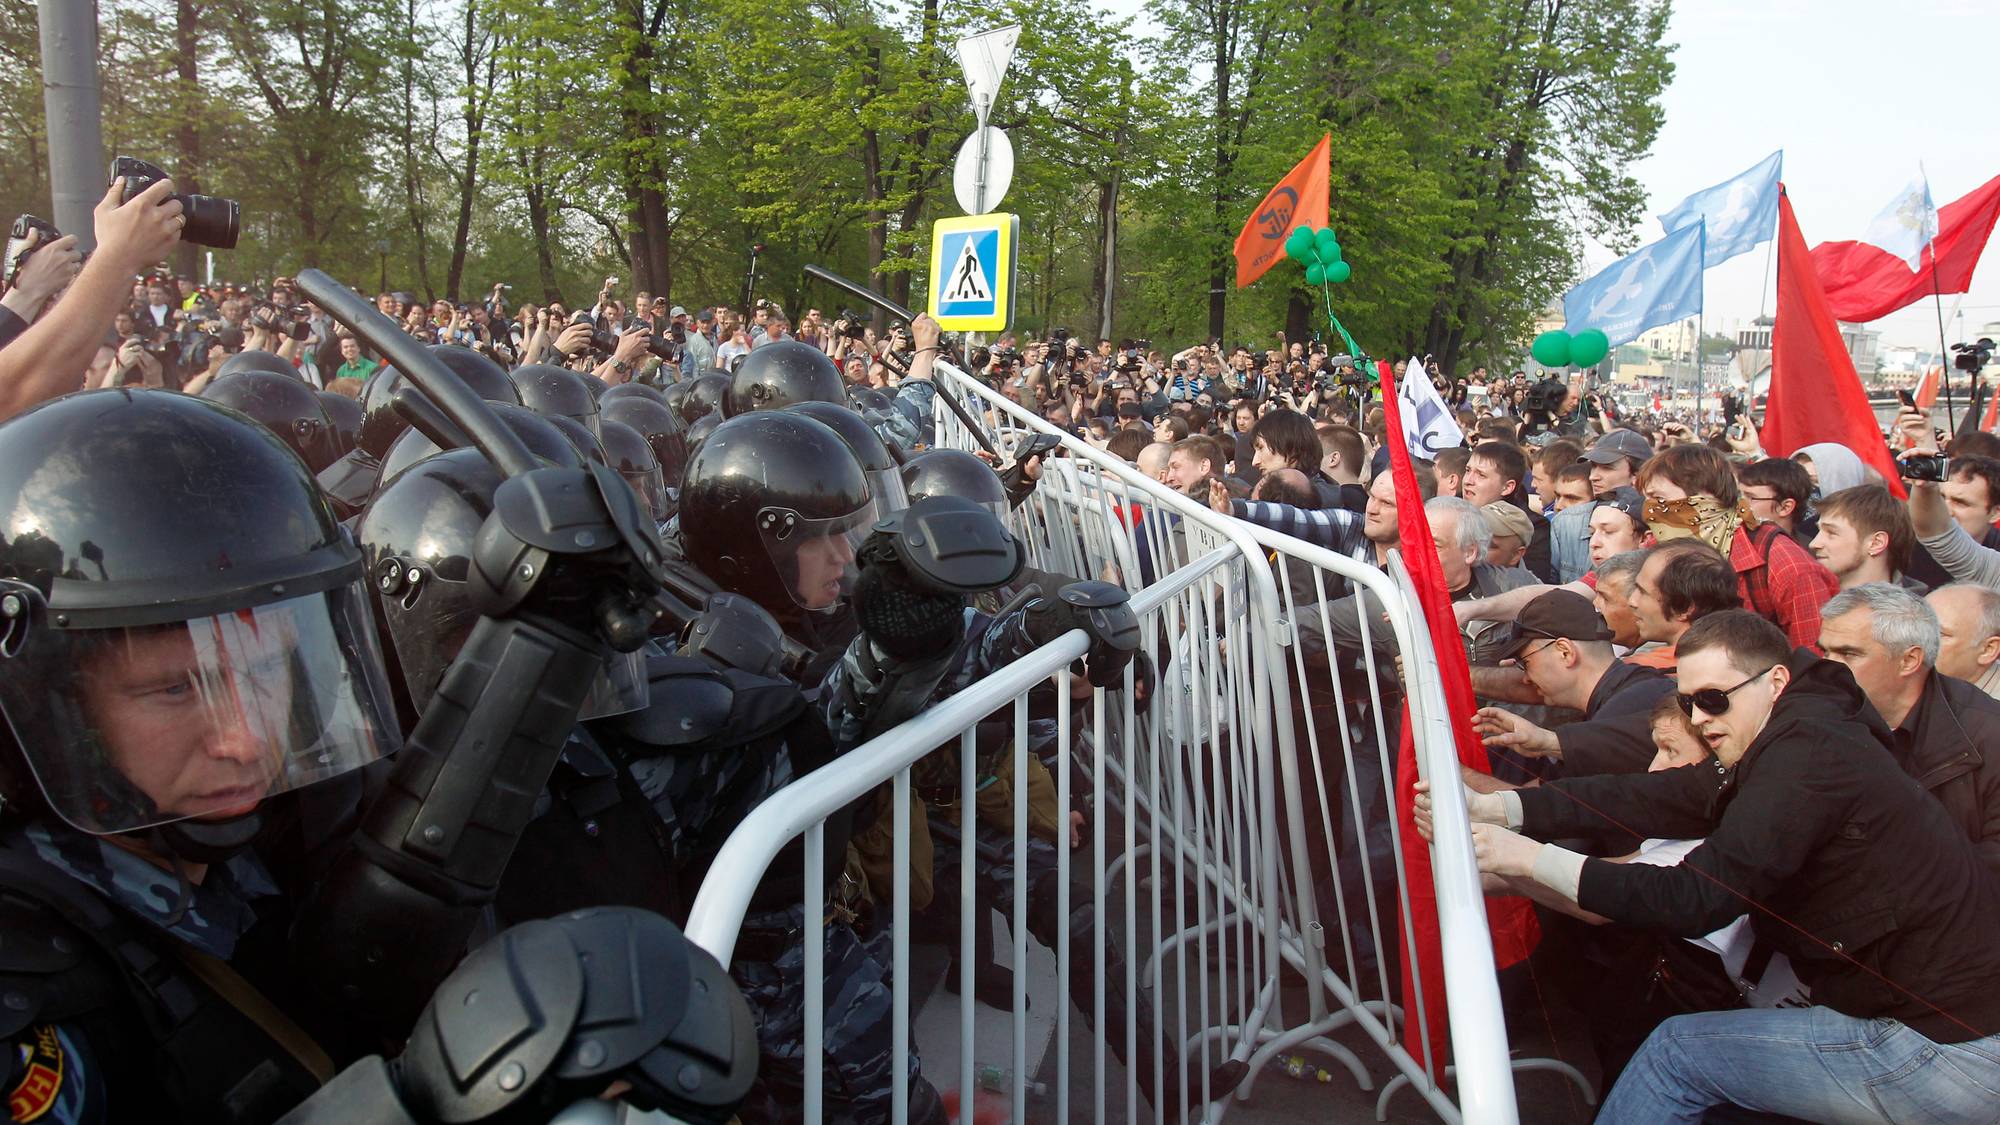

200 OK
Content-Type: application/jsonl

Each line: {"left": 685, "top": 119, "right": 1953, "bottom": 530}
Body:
{"left": 1952, "top": 338, "right": 1994, "bottom": 376}
{"left": 837, "top": 309, "right": 868, "bottom": 340}
{"left": 110, "top": 156, "right": 239, "bottom": 249}
{"left": 1900, "top": 452, "right": 1950, "bottom": 483}
{"left": 3, "top": 214, "right": 61, "bottom": 290}
{"left": 1115, "top": 348, "right": 1142, "bottom": 373}
{"left": 1521, "top": 377, "right": 1569, "bottom": 415}
{"left": 253, "top": 303, "right": 313, "bottom": 342}
{"left": 571, "top": 310, "right": 678, "bottom": 365}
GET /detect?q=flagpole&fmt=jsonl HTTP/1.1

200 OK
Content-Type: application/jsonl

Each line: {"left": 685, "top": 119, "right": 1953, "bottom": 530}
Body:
{"left": 1932, "top": 246, "right": 1956, "bottom": 433}
{"left": 1695, "top": 221, "right": 1707, "bottom": 429}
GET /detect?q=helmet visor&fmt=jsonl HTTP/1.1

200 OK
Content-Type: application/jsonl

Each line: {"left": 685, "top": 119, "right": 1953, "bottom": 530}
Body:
{"left": 867, "top": 468, "right": 910, "bottom": 518}
{"left": 757, "top": 500, "right": 880, "bottom": 610}
{"left": 621, "top": 463, "right": 669, "bottom": 522}
{"left": 0, "top": 583, "right": 402, "bottom": 836}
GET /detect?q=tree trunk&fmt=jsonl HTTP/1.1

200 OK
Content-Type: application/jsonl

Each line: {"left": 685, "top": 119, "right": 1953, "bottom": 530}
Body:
{"left": 443, "top": 0, "right": 486, "bottom": 302}
{"left": 399, "top": 0, "right": 433, "bottom": 301}
{"left": 524, "top": 174, "right": 558, "bottom": 303}
{"left": 860, "top": 43, "right": 887, "bottom": 327}
{"left": 1207, "top": 5, "right": 1234, "bottom": 341}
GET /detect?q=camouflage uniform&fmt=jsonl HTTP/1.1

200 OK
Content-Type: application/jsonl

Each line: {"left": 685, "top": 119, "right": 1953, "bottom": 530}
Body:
{"left": 587, "top": 652, "right": 948, "bottom": 1125}
{"left": 0, "top": 822, "right": 325, "bottom": 1123}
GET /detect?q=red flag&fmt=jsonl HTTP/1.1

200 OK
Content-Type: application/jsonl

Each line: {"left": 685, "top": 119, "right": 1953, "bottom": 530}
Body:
{"left": 1763, "top": 186, "right": 1907, "bottom": 498}
{"left": 1376, "top": 359, "right": 1539, "bottom": 1075}
{"left": 1983, "top": 386, "right": 1999, "bottom": 434}
{"left": 1233, "top": 135, "right": 1330, "bottom": 289}
{"left": 1811, "top": 173, "right": 2000, "bottom": 323}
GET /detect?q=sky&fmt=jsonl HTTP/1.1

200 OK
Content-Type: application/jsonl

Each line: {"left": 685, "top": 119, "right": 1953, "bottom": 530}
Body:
{"left": 1601, "top": 0, "right": 2000, "bottom": 355}
{"left": 1093, "top": 0, "right": 2000, "bottom": 355}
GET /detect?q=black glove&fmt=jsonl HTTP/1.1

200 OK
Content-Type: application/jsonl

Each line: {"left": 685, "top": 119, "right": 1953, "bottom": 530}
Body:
{"left": 1024, "top": 580, "right": 1140, "bottom": 687}
{"left": 852, "top": 531, "right": 967, "bottom": 661}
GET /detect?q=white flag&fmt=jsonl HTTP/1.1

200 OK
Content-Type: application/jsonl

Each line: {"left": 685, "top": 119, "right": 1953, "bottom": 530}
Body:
{"left": 1396, "top": 355, "right": 1464, "bottom": 459}
{"left": 1861, "top": 174, "right": 1938, "bottom": 270}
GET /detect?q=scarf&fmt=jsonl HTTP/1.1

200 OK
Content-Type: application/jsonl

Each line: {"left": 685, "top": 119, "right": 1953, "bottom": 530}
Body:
{"left": 1644, "top": 494, "right": 1757, "bottom": 555}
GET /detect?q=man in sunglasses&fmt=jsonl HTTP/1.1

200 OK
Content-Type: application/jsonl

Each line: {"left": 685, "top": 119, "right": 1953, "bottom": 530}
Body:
{"left": 1430, "top": 610, "right": 2000, "bottom": 1122}
{"left": 1470, "top": 589, "right": 1674, "bottom": 778}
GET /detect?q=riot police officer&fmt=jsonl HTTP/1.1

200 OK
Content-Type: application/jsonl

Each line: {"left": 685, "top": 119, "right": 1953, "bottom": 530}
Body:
{"left": 0, "top": 389, "right": 406, "bottom": 1120}
{"left": 355, "top": 432, "right": 955, "bottom": 1125}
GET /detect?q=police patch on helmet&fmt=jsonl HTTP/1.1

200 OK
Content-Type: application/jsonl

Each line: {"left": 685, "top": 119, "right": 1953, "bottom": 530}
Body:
{"left": 8, "top": 1025, "right": 64, "bottom": 1122}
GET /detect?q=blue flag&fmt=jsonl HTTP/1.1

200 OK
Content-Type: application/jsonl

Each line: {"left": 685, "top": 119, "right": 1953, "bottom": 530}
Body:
{"left": 1657, "top": 150, "right": 1781, "bottom": 267}
{"left": 1563, "top": 222, "right": 1705, "bottom": 347}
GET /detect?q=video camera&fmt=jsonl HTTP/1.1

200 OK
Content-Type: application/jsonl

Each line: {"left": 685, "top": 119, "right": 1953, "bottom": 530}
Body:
{"left": 1521, "top": 376, "right": 1569, "bottom": 415}
{"left": 836, "top": 308, "right": 869, "bottom": 340}
{"left": 1952, "top": 338, "right": 1994, "bottom": 376}
{"left": 110, "top": 156, "right": 239, "bottom": 249}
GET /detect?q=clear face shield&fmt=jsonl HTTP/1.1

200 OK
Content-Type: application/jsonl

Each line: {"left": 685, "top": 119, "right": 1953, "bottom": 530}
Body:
{"left": 867, "top": 467, "right": 910, "bottom": 519}
{"left": 620, "top": 460, "right": 669, "bottom": 523}
{"left": 0, "top": 584, "right": 403, "bottom": 836}
{"left": 756, "top": 499, "right": 880, "bottom": 611}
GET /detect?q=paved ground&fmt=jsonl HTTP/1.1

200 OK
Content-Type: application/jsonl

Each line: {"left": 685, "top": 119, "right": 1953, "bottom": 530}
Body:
{"left": 907, "top": 912, "right": 1607, "bottom": 1124}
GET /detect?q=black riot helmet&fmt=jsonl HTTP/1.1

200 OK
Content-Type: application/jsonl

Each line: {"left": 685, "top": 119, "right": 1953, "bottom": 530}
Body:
{"left": 215, "top": 348, "right": 298, "bottom": 380}
{"left": 316, "top": 390, "right": 362, "bottom": 458}
{"left": 661, "top": 379, "right": 693, "bottom": 420}
{"left": 602, "top": 396, "right": 688, "bottom": 498}
{"left": 601, "top": 419, "right": 668, "bottom": 522}
{"left": 683, "top": 410, "right": 722, "bottom": 466}
{"left": 0, "top": 390, "right": 401, "bottom": 839}
{"left": 600, "top": 381, "right": 669, "bottom": 409}
{"left": 376, "top": 400, "right": 583, "bottom": 494}
{"left": 901, "top": 448, "right": 1009, "bottom": 519}
{"left": 787, "top": 400, "right": 907, "bottom": 516}
{"left": 678, "top": 412, "right": 878, "bottom": 613}
{"left": 429, "top": 343, "right": 518, "bottom": 401}
{"left": 512, "top": 363, "right": 603, "bottom": 438}
{"left": 358, "top": 447, "right": 644, "bottom": 729}
{"left": 547, "top": 411, "right": 607, "bottom": 465}
{"left": 683, "top": 373, "right": 729, "bottom": 427}
{"left": 356, "top": 353, "right": 520, "bottom": 459}
{"left": 850, "top": 387, "right": 895, "bottom": 415}
{"left": 723, "top": 340, "right": 845, "bottom": 418}
{"left": 198, "top": 369, "right": 340, "bottom": 472}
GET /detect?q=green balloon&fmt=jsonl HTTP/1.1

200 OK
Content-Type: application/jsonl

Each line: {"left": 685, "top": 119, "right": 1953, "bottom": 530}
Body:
{"left": 1530, "top": 330, "right": 1573, "bottom": 368}
{"left": 1569, "top": 328, "right": 1610, "bottom": 368}
{"left": 1285, "top": 227, "right": 1314, "bottom": 264}
{"left": 1305, "top": 262, "right": 1326, "bottom": 286}
{"left": 1326, "top": 260, "right": 1351, "bottom": 283}
{"left": 1314, "top": 227, "right": 1340, "bottom": 259}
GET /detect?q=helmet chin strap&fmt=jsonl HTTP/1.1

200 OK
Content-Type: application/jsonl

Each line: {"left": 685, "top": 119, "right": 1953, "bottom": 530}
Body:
{"left": 156, "top": 809, "right": 265, "bottom": 865}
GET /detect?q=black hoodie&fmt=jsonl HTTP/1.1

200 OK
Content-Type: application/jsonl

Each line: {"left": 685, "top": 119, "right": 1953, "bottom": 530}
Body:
{"left": 1516, "top": 650, "right": 2000, "bottom": 1043}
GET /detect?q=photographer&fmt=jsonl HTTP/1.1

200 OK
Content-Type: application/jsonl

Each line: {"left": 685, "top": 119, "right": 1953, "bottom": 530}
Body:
{"left": 1902, "top": 442, "right": 2000, "bottom": 588}
{"left": 0, "top": 226, "right": 82, "bottom": 352}
{"left": 0, "top": 176, "right": 183, "bottom": 422}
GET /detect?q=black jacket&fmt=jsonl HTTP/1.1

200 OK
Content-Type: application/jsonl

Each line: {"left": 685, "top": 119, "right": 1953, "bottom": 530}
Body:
{"left": 1889, "top": 670, "right": 2000, "bottom": 877}
{"left": 1551, "top": 659, "right": 1675, "bottom": 776}
{"left": 1515, "top": 652, "right": 2000, "bottom": 1043}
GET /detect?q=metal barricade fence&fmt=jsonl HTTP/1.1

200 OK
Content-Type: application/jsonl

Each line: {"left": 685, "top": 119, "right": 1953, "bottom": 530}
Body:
{"left": 682, "top": 365, "right": 1524, "bottom": 1123}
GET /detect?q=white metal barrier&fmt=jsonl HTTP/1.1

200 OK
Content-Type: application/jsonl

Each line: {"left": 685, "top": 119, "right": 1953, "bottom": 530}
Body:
{"left": 683, "top": 365, "right": 1525, "bottom": 1123}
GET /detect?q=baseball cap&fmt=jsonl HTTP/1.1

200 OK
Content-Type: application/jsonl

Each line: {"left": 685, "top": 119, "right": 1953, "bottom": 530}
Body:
{"left": 1595, "top": 485, "right": 1648, "bottom": 529}
{"left": 697, "top": 307, "right": 715, "bottom": 321}
{"left": 670, "top": 305, "right": 687, "bottom": 318}
{"left": 1480, "top": 501, "right": 1533, "bottom": 546}
{"left": 1495, "top": 589, "right": 1615, "bottom": 661}
{"left": 1581, "top": 429, "right": 1653, "bottom": 465}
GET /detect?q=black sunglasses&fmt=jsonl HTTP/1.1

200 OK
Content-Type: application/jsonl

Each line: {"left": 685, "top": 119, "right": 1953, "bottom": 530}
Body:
{"left": 1676, "top": 666, "right": 1775, "bottom": 718}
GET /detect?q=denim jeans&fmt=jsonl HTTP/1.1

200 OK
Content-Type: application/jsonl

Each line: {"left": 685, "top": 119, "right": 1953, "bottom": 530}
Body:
{"left": 1601, "top": 1005, "right": 2000, "bottom": 1124}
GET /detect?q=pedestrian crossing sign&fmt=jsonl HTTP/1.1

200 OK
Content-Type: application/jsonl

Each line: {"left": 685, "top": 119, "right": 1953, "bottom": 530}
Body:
{"left": 929, "top": 213, "right": 1019, "bottom": 331}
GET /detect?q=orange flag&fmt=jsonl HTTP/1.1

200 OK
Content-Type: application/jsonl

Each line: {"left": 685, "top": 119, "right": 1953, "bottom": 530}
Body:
{"left": 1234, "top": 134, "right": 1330, "bottom": 289}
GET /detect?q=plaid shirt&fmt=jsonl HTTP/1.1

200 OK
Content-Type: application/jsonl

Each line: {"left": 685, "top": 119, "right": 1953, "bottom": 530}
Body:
{"left": 1230, "top": 499, "right": 1375, "bottom": 603}
{"left": 1730, "top": 524, "right": 1838, "bottom": 651}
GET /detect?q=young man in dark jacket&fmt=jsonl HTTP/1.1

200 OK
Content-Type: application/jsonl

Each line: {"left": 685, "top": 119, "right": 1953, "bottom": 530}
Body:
{"left": 1430, "top": 610, "right": 2000, "bottom": 1123}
